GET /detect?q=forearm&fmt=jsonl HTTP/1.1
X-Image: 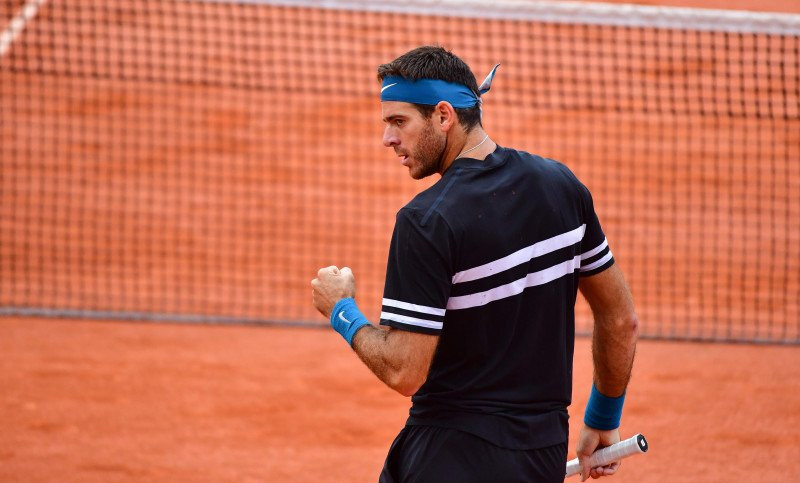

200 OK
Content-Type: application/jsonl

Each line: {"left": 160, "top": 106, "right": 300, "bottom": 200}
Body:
{"left": 312, "top": 268, "right": 437, "bottom": 396}
{"left": 324, "top": 300, "right": 436, "bottom": 397}
{"left": 592, "top": 310, "right": 638, "bottom": 397}
{"left": 351, "top": 325, "right": 420, "bottom": 396}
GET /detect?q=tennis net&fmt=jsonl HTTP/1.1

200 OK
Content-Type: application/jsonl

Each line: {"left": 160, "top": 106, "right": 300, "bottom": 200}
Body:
{"left": 1, "top": 0, "right": 798, "bottom": 343}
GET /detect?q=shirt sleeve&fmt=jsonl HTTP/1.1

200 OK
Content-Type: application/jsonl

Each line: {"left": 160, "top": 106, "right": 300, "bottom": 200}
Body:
{"left": 379, "top": 208, "right": 455, "bottom": 335}
{"left": 578, "top": 182, "right": 616, "bottom": 277}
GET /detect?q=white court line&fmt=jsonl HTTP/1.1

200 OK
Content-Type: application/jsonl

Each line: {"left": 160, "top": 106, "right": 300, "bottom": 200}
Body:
{"left": 0, "top": 0, "right": 47, "bottom": 57}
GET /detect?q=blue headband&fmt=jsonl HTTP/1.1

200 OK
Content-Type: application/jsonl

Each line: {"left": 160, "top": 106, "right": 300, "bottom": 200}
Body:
{"left": 380, "top": 63, "right": 500, "bottom": 108}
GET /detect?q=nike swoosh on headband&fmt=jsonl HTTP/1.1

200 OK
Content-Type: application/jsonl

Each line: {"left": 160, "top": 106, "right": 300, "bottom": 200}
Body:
{"left": 381, "top": 82, "right": 398, "bottom": 93}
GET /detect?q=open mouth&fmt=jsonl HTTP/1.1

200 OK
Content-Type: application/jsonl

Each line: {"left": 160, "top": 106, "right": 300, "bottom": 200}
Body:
{"left": 398, "top": 154, "right": 409, "bottom": 164}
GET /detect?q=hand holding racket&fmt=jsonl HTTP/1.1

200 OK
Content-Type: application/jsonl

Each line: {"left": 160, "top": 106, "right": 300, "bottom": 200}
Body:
{"left": 566, "top": 433, "right": 648, "bottom": 479}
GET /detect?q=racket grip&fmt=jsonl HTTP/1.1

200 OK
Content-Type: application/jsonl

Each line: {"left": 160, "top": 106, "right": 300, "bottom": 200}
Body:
{"left": 565, "top": 433, "right": 648, "bottom": 478}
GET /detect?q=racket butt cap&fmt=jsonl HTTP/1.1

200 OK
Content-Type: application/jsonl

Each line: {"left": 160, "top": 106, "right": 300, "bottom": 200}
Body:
{"left": 636, "top": 434, "right": 649, "bottom": 453}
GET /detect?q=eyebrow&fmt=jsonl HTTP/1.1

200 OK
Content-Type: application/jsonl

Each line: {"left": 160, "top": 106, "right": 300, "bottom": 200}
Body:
{"left": 382, "top": 114, "right": 407, "bottom": 123}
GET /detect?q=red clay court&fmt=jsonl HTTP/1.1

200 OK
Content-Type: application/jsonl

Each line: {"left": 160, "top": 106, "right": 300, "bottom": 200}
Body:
{"left": 1, "top": 318, "right": 799, "bottom": 482}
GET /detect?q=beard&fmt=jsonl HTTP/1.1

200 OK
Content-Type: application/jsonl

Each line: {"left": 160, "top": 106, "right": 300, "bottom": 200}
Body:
{"left": 407, "top": 121, "right": 446, "bottom": 180}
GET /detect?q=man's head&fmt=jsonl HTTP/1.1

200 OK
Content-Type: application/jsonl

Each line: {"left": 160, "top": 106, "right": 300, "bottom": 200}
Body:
{"left": 377, "top": 46, "right": 486, "bottom": 179}
{"left": 377, "top": 46, "right": 482, "bottom": 132}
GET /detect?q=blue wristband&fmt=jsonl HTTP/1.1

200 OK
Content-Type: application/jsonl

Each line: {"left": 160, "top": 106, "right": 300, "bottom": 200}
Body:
{"left": 330, "top": 298, "right": 370, "bottom": 346}
{"left": 584, "top": 384, "right": 625, "bottom": 430}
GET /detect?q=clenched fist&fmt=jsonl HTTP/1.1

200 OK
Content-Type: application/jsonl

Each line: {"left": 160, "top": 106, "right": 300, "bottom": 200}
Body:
{"left": 311, "top": 266, "right": 356, "bottom": 318}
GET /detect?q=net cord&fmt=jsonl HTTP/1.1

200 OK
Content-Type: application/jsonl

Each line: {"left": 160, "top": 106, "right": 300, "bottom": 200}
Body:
{"left": 0, "top": 0, "right": 47, "bottom": 57}
{"left": 187, "top": 0, "right": 800, "bottom": 35}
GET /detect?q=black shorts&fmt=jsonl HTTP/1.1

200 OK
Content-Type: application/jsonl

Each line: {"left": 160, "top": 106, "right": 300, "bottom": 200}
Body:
{"left": 379, "top": 425, "right": 567, "bottom": 483}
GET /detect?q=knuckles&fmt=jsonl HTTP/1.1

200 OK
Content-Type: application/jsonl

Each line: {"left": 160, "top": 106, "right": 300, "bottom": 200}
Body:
{"left": 317, "top": 265, "right": 340, "bottom": 277}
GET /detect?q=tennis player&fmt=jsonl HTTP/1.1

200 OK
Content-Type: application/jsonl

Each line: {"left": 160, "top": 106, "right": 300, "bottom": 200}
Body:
{"left": 312, "top": 46, "right": 638, "bottom": 482}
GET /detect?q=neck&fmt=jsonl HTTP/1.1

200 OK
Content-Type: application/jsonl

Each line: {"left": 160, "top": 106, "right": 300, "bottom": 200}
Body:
{"left": 440, "top": 128, "right": 496, "bottom": 174}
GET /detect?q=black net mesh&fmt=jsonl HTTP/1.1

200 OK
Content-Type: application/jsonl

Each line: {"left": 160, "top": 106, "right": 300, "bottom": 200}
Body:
{"left": 1, "top": 0, "right": 798, "bottom": 342}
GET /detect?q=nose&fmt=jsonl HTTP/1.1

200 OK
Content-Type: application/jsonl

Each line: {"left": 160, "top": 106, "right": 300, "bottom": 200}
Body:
{"left": 383, "top": 127, "right": 399, "bottom": 148}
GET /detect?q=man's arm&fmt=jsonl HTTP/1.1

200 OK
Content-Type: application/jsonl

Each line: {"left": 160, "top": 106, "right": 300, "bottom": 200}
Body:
{"left": 576, "top": 264, "right": 639, "bottom": 481}
{"left": 582, "top": 264, "right": 638, "bottom": 397}
{"left": 311, "top": 265, "right": 438, "bottom": 397}
{"left": 351, "top": 326, "right": 438, "bottom": 397}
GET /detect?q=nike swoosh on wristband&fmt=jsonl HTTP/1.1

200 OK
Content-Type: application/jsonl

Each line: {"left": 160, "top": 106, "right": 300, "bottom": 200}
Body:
{"left": 381, "top": 82, "right": 398, "bottom": 93}
{"left": 338, "top": 312, "right": 351, "bottom": 324}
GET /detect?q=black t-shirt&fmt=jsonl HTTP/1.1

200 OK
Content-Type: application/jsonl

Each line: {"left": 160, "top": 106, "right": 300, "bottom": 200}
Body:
{"left": 379, "top": 146, "right": 615, "bottom": 450}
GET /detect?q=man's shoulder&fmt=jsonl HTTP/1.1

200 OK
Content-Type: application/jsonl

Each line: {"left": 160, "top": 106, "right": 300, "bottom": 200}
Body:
{"left": 503, "top": 148, "right": 590, "bottom": 199}
{"left": 502, "top": 146, "right": 574, "bottom": 177}
{"left": 403, "top": 185, "right": 440, "bottom": 212}
{"left": 397, "top": 175, "right": 454, "bottom": 223}
{"left": 396, "top": 196, "right": 449, "bottom": 232}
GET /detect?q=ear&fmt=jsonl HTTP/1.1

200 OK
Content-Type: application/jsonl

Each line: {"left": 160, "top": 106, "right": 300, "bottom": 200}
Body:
{"left": 433, "top": 101, "right": 458, "bottom": 133}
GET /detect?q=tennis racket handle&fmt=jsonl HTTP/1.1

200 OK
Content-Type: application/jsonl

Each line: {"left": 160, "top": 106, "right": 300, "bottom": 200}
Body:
{"left": 565, "top": 433, "right": 648, "bottom": 478}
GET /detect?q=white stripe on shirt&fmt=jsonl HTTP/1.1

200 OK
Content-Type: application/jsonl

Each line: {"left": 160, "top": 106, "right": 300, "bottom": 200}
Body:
{"left": 382, "top": 298, "right": 446, "bottom": 316}
{"left": 380, "top": 311, "right": 444, "bottom": 330}
{"left": 580, "top": 238, "right": 608, "bottom": 260}
{"left": 447, "top": 255, "right": 582, "bottom": 310}
{"left": 452, "top": 224, "right": 586, "bottom": 284}
{"left": 580, "top": 251, "right": 614, "bottom": 272}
